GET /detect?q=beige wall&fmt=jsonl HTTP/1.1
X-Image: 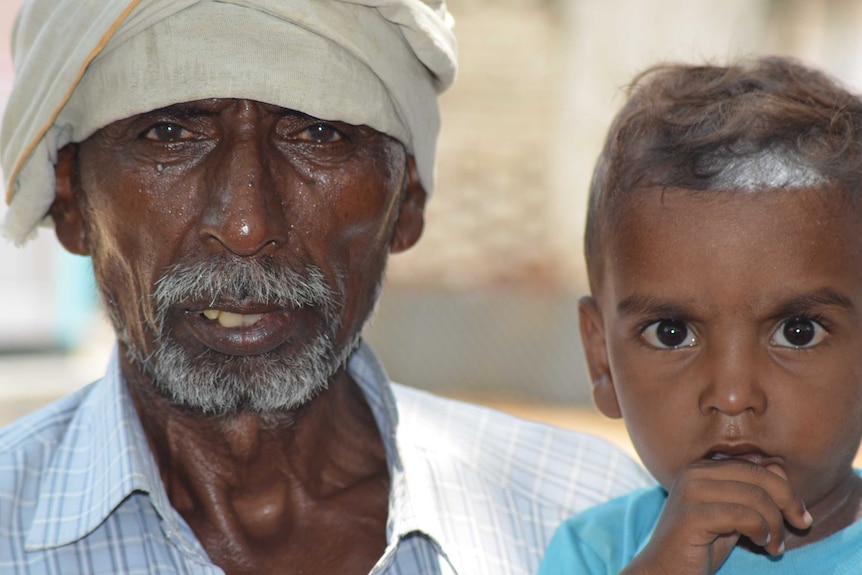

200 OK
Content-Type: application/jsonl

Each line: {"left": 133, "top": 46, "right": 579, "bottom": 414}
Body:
{"left": 385, "top": 0, "right": 862, "bottom": 291}
{"left": 373, "top": 0, "right": 862, "bottom": 400}
{"left": 4, "top": 1, "right": 862, "bottom": 401}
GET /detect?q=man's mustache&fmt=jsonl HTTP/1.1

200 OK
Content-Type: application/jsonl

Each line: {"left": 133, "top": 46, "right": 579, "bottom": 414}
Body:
{"left": 152, "top": 258, "right": 336, "bottom": 313}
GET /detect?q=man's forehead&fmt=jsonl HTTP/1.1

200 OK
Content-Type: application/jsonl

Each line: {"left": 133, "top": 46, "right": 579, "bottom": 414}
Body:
{"left": 2, "top": 0, "right": 457, "bottom": 245}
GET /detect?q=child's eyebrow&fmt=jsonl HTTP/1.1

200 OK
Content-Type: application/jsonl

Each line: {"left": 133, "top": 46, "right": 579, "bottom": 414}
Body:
{"left": 616, "top": 294, "right": 689, "bottom": 319}
{"left": 616, "top": 288, "right": 854, "bottom": 321}
{"left": 767, "top": 288, "right": 854, "bottom": 318}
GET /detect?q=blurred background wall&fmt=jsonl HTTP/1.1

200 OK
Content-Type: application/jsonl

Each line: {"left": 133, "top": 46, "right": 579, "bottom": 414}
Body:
{"left": 3, "top": 0, "right": 862, "bottom": 412}
{"left": 367, "top": 0, "right": 862, "bottom": 403}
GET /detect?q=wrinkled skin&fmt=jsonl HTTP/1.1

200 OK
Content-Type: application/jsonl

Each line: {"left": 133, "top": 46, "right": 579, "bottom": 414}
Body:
{"left": 49, "top": 99, "right": 426, "bottom": 574}
{"left": 580, "top": 187, "right": 862, "bottom": 574}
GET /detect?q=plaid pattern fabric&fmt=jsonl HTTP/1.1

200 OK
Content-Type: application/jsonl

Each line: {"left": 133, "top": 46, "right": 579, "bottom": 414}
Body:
{"left": 0, "top": 342, "right": 654, "bottom": 574}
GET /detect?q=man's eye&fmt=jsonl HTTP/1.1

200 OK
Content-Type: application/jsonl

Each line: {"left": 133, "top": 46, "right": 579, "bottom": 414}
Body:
{"left": 771, "top": 317, "right": 827, "bottom": 348}
{"left": 641, "top": 320, "right": 697, "bottom": 349}
{"left": 142, "top": 123, "right": 192, "bottom": 142}
{"left": 298, "top": 123, "right": 344, "bottom": 143}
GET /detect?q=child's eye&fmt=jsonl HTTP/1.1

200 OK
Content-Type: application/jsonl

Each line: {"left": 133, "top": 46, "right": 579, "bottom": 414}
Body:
{"left": 770, "top": 317, "right": 827, "bottom": 348}
{"left": 641, "top": 320, "right": 698, "bottom": 349}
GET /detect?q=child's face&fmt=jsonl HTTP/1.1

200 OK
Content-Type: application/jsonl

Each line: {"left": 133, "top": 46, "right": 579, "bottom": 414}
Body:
{"left": 581, "top": 186, "right": 862, "bottom": 510}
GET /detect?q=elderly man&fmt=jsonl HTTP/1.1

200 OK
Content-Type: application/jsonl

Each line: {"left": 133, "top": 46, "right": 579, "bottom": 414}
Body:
{"left": 0, "top": 1, "right": 653, "bottom": 574}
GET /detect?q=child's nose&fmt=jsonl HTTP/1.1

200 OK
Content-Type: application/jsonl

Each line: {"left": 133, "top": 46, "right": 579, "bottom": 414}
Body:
{"left": 697, "top": 339, "right": 767, "bottom": 416}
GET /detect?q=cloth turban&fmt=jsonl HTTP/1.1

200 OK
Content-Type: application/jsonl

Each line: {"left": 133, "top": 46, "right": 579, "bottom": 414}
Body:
{"left": 1, "top": 0, "right": 457, "bottom": 245}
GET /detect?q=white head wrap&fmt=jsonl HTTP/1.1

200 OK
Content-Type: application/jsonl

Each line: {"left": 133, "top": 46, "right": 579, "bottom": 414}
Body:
{"left": 1, "top": 0, "right": 457, "bottom": 244}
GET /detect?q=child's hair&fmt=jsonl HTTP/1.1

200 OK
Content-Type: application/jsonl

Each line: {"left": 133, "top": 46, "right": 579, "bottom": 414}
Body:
{"left": 585, "top": 56, "right": 862, "bottom": 287}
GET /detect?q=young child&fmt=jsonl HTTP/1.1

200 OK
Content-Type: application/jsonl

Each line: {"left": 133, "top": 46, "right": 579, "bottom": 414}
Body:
{"left": 539, "top": 56, "right": 862, "bottom": 574}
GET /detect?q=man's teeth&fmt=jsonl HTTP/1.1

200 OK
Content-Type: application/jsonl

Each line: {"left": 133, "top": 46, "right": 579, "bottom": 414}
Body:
{"left": 201, "top": 309, "right": 264, "bottom": 328}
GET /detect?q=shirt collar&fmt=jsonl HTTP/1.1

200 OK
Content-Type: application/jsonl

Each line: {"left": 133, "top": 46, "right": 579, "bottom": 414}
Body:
{"left": 26, "top": 341, "right": 458, "bottom": 571}
{"left": 347, "top": 341, "right": 458, "bottom": 572}
{"left": 26, "top": 346, "right": 175, "bottom": 550}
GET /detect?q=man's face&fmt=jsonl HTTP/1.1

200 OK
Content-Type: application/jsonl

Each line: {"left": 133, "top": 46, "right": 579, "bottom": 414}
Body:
{"left": 52, "top": 99, "right": 425, "bottom": 414}
{"left": 581, "top": 186, "right": 862, "bottom": 510}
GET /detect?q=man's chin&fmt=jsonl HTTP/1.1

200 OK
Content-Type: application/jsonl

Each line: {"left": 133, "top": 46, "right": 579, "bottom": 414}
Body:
{"left": 136, "top": 336, "right": 341, "bottom": 416}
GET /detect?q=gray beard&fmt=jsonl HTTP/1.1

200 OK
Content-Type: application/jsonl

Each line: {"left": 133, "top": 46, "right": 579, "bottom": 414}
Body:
{"left": 109, "top": 258, "right": 364, "bottom": 416}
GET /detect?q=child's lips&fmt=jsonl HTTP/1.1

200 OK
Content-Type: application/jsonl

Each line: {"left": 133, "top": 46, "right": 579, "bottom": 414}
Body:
{"left": 703, "top": 444, "right": 782, "bottom": 466}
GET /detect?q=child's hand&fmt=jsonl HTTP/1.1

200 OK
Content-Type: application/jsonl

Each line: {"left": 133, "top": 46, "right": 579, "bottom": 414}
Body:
{"left": 621, "top": 459, "right": 813, "bottom": 575}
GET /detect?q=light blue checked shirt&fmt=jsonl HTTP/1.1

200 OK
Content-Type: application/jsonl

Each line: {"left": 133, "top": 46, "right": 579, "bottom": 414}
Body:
{"left": 0, "top": 341, "right": 654, "bottom": 574}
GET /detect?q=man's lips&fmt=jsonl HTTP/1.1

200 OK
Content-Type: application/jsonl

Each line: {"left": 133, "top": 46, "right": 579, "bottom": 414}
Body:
{"left": 180, "top": 303, "right": 307, "bottom": 356}
{"left": 702, "top": 444, "right": 782, "bottom": 466}
{"left": 201, "top": 308, "right": 264, "bottom": 328}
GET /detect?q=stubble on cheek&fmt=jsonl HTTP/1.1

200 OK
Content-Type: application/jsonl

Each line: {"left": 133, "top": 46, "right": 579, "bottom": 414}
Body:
{"left": 92, "top": 257, "right": 158, "bottom": 364}
{"left": 75, "top": 185, "right": 160, "bottom": 359}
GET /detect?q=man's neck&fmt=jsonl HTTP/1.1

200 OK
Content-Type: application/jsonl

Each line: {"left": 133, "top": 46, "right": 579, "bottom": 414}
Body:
{"left": 123, "top": 357, "right": 390, "bottom": 575}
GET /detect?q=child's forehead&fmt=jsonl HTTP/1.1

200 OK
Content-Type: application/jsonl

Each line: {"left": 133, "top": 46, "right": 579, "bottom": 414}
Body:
{"left": 595, "top": 184, "right": 862, "bottom": 303}
{"left": 612, "top": 184, "right": 855, "bottom": 226}
{"left": 586, "top": 183, "right": 860, "bottom": 297}
{"left": 590, "top": 183, "right": 862, "bottom": 296}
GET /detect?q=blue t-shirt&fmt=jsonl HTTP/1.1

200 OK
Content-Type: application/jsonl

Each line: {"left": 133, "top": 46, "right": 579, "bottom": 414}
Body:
{"left": 539, "top": 471, "right": 862, "bottom": 575}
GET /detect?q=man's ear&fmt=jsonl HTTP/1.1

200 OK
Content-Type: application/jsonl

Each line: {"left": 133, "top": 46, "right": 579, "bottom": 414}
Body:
{"left": 579, "top": 295, "right": 622, "bottom": 419}
{"left": 50, "top": 144, "right": 89, "bottom": 255}
{"left": 390, "top": 155, "right": 426, "bottom": 254}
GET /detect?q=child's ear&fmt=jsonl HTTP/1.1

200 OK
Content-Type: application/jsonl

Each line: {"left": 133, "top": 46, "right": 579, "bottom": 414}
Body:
{"left": 50, "top": 144, "right": 90, "bottom": 256}
{"left": 579, "top": 295, "right": 622, "bottom": 419}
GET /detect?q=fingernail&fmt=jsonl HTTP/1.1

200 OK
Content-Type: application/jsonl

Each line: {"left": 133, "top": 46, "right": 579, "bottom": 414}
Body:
{"left": 803, "top": 510, "right": 813, "bottom": 526}
{"left": 777, "top": 540, "right": 785, "bottom": 555}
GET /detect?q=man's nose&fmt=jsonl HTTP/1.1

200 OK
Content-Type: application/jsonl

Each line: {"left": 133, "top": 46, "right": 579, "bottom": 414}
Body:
{"left": 697, "top": 339, "right": 767, "bottom": 417}
{"left": 199, "top": 135, "right": 288, "bottom": 256}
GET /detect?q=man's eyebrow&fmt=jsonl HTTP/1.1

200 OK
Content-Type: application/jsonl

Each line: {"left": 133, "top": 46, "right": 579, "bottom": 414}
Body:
{"left": 147, "top": 102, "right": 218, "bottom": 118}
{"left": 767, "top": 288, "right": 855, "bottom": 317}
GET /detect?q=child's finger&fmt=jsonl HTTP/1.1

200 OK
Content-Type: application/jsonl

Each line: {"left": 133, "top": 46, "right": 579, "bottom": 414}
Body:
{"left": 671, "top": 474, "right": 787, "bottom": 554}
{"left": 673, "top": 460, "right": 811, "bottom": 548}
{"left": 707, "top": 462, "right": 809, "bottom": 532}
{"left": 763, "top": 463, "right": 788, "bottom": 480}
{"left": 700, "top": 501, "right": 779, "bottom": 555}
{"left": 763, "top": 463, "right": 813, "bottom": 531}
